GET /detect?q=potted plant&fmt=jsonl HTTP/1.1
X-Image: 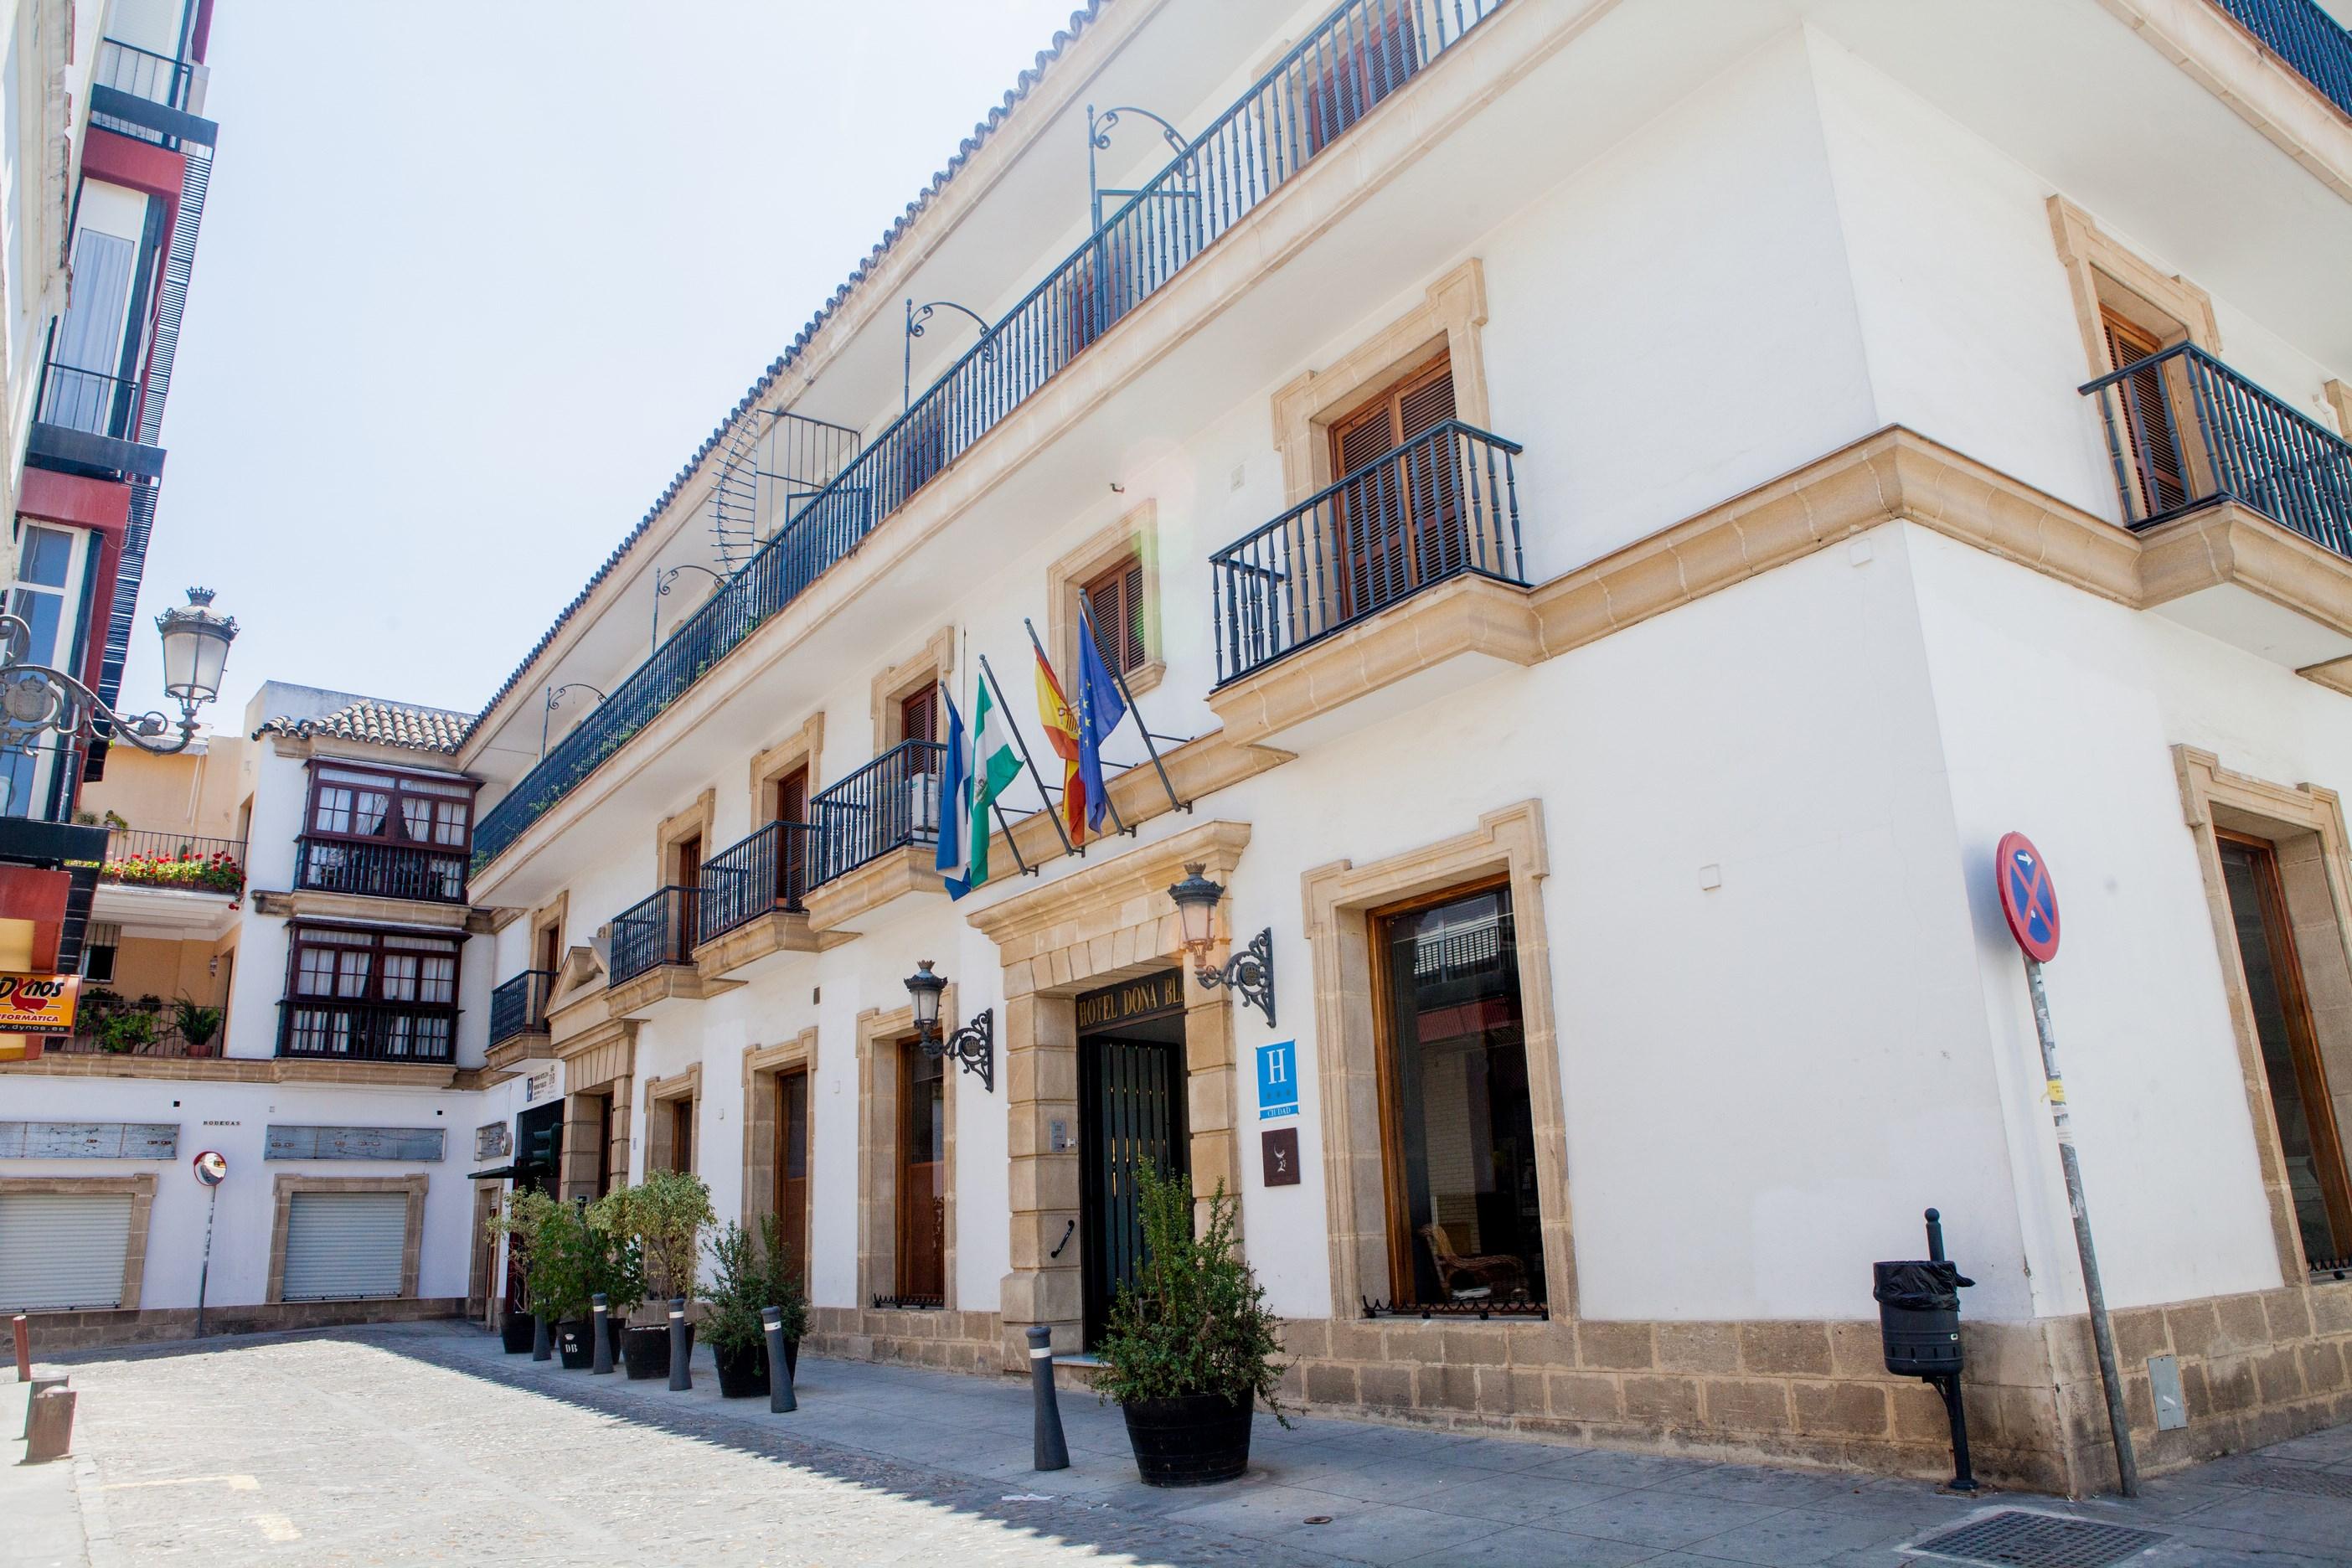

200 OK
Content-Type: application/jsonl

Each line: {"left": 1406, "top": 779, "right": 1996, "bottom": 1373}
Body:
{"left": 702, "top": 1213, "right": 809, "bottom": 1397}
{"left": 598, "top": 1171, "right": 710, "bottom": 1379}
{"left": 535, "top": 1204, "right": 597, "bottom": 1369}
{"left": 1095, "top": 1163, "right": 1287, "bottom": 1487}
{"left": 488, "top": 1189, "right": 559, "bottom": 1354}
{"left": 576, "top": 1201, "right": 642, "bottom": 1368}
{"left": 96, "top": 1006, "right": 159, "bottom": 1055}
{"left": 173, "top": 998, "right": 224, "bottom": 1058}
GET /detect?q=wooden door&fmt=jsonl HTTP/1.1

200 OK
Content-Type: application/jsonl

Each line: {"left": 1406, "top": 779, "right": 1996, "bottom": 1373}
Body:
{"left": 2100, "top": 308, "right": 2188, "bottom": 522}
{"left": 773, "top": 1069, "right": 811, "bottom": 1291}
{"left": 896, "top": 1042, "right": 946, "bottom": 1302}
{"left": 774, "top": 766, "right": 810, "bottom": 905}
{"left": 1328, "top": 357, "right": 1458, "bottom": 619}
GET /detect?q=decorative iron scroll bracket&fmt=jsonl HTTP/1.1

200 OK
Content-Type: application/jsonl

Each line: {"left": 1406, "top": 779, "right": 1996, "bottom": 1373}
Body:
{"left": 1087, "top": 102, "right": 1194, "bottom": 232}
{"left": 905, "top": 298, "right": 997, "bottom": 411}
{"left": 1194, "top": 926, "right": 1275, "bottom": 1028}
{"left": 1361, "top": 1297, "right": 1550, "bottom": 1322}
{"left": 0, "top": 611, "right": 200, "bottom": 757}
{"left": 924, "top": 1004, "right": 995, "bottom": 1094}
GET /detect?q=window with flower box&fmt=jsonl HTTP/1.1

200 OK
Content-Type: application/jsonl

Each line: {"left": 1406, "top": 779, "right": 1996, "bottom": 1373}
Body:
{"left": 297, "top": 762, "right": 479, "bottom": 905}
{"left": 279, "top": 923, "right": 462, "bottom": 1063}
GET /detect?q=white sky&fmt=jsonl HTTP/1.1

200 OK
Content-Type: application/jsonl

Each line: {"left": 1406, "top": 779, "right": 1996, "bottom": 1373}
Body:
{"left": 119, "top": 0, "right": 1087, "bottom": 727}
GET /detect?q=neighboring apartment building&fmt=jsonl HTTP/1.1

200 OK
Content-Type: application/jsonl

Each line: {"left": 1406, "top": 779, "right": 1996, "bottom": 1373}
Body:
{"left": 11, "top": 0, "right": 2352, "bottom": 1498}
{"left": 0, "top": 681, "right": 494, "bottom": 1333}
{"left": 0, "top": 0, "right": 219, "bottom": 993}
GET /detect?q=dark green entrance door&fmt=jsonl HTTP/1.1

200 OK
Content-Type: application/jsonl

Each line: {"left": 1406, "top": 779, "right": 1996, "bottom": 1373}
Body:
{"left": 1077, "top": 971, "right": 1189, "bottom": 1347}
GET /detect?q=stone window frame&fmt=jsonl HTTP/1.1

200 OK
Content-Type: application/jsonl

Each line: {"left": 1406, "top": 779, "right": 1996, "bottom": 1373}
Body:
{"left": 653, "top": 788, "right": 718, "bottom": 887}
{"left": 968, "top": 818, "right": 1251, "bottom": 1362}
{"left": 2174, "top": 745, "right": 2352, "bottom": 1280}
{"left": 748, "top": 712, "right": 826, "bottom": 826}
{"left": 530, "top": 891, "right": 570, "bottom": 982}
{"left": 2325, "top": 379, "right": 2351, "bottom": 442}
{"left": 1270, "top": 257, "right": 1492, "bottom": 508}
{"left": 1047, "top": 501, "right": 1164, "bottom": 700}
{"left": 855, "top": 1001, "right": 957, "bottom": 1308}
{"left": 2046, "top": 195, "right": 2221, "bottom": 379}
{"left": 642, "top": 1063, "right": 702, "bottom": 1175}
{"left": 0, "top": 1173, "right": 157, "bottom": 1311}
{"left": 741, "top": 1028, "right": 819, "bottom": 1234}
{"left": 869, "top": 625, "right": 957, "bottom": 752}
{"left": 1301, "top": 799, "right": 1575, "bottom": 1318}
{"left": 264, "top": 1172, "right": 429, "bottom": 1304}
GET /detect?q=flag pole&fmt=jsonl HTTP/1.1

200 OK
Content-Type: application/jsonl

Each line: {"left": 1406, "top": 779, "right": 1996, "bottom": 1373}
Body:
{"left": 1078, "top": 587, "right": 1188, "bottom": 817}
{"left": 978, "top": 653, "right": 1077, "bottom": 857}
{"left": 989, "top": 797, "right": 1034, "bottom": 876}
{"left": 1025, "top": 616, "right": 1129, "bottom": 837}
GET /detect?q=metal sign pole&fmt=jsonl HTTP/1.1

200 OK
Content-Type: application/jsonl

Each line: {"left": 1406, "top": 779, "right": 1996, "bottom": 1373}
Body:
{"left": 194, "top": 1181, "right": 219, "bottom": 1338}
{"left": 2024, "top": 956, "right": 2138, "bottom": 1497}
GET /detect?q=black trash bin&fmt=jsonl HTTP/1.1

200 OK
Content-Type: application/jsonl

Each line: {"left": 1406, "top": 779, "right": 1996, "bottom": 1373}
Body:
{"left": 1873, "top": 1259, "right": 1972, "bottom": 1377}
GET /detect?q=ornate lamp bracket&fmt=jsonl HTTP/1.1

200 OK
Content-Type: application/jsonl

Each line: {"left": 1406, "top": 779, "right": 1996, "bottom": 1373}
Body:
{"left": 1194, "top": 927, "right": 1276, "bottom": 1029}
{"left": 922, "top": 1007, "right": 995, "bottom": 1094}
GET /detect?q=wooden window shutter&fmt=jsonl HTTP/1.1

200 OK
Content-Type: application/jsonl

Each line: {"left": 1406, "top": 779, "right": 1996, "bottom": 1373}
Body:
{"left": 774, "top": 766, "right": 808, "bottom": 826}
{"left": 1082, "top": 555, "right": 1148, "bottom": 677}
{"left": 2100, "top": 307, "right": 2187, "bottom": 518}
{"left": 899, "top": 685, "right": 937, "bottom": 747}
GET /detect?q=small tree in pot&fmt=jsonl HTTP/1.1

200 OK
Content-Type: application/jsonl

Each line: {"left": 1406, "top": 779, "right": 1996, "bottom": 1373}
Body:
{"left": 598, "top": 1171, "right": 713, "bottom": 1379}
{"left": 534, "top": 1203, "right": 599, "bottom": 1369}
{"left": 487, "top": 1189, "right": 560, "bottom": 1354}
{"left": 1096, "top": 1164, "right": 1288, "bottom": 1486}
{"left": 702, "top": 1214, "right": 808, "bottom": 1397}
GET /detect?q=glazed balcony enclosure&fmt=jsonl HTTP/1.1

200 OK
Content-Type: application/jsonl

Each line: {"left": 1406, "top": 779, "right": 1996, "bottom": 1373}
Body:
{"left": 296, "top": 837, "right": 468, "bottom": 905}
{"left": 276, "top": 1001, "right": 456, "bottom": 1065}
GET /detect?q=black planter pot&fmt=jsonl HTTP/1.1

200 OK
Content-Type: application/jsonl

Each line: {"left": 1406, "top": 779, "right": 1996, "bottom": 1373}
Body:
{"left": 782, "top": 1337, "right": 799, "bottom": 1385}
{"left": 622, "top": 1322, "right": 694, "bottom": 1380}
{"left": 1121, "top": 1393, "right": 1255, "bottom": 1486}
{"left": 499, "top": 1312, "right": 535, "bottom": 1354}
{"left": 712, "top": 1339, "right": 766, "bottom": 1398}
{"left": 554, "top": 1319, "right": 595, "bottom": 1369}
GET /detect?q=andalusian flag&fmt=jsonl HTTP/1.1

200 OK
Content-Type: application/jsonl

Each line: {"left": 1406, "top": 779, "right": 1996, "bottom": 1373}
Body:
{"left": 938, "top": 681, "right": 1020, "bottom": 899}
{"left": 1035, "top": 644, "right": 1087, "bottom": 843}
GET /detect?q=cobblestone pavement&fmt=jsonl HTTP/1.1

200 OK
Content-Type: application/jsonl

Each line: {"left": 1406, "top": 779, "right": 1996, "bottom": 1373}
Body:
{"left": 12, "top": 1321, "right": 2352, "bottom": 1566}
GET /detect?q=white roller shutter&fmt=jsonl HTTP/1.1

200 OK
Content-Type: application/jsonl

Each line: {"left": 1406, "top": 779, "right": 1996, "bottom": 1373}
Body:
{"left": 0, "top": 1193, "right": 133, "bottom": 1310}
{"left": 281, "top": 1192, "right": 407, "bottom": 1301}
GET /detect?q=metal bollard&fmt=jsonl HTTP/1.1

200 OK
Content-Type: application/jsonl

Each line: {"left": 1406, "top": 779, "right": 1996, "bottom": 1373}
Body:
{"left": 668, "top": 1298, "right": 691, "bottom": 1390}
{"left": 590, "top": 1294, "right": 614, "bottom": 1375}
{"left": 24, "top": 1386, "right": 74, "bottom": 1463}
{"left": 13, "top": 1313, "right": 28, "bottom": 1381}
{"left": 20, "top": 1374, "right": 64, "bottom": 1437}
{"left": 761, "top": 1307, "right": 797, "bottom": 1414}
{"left": 1027, "top": 1325, "right": 1069, "bottom": 1472}
{"left": 531, "top": 1313, "right": 551, "bottom": 1362}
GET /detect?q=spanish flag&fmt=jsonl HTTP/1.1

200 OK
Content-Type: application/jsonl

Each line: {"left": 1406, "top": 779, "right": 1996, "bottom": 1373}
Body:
{"left": 1034, "top": 646, "right": 1086, "bottom": 843}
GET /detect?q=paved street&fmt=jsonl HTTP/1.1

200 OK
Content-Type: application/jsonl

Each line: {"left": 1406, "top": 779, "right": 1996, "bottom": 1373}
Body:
{"left": 8, "top": 1322, "right": 2352, "bottom": 1566}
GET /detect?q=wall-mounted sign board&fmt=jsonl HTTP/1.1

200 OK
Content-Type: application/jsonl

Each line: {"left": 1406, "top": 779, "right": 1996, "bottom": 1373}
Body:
{"left": 0, "top": 1121, "right": 178, "bottom": 1158}
{"left": 1256, "top": 1039, "right": 1299, "bottom": 1121}
{"left": 474, "top": 1122, "right": 512, "bottom": 1162}
{"left": 265, "top": 1125, "right": 446, "bottom": 1162}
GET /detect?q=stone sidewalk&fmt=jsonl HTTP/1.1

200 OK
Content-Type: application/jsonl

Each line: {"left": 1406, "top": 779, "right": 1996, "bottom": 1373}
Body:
{"left": 14, "top": 1319, "right": 2352, "bottom": 1565}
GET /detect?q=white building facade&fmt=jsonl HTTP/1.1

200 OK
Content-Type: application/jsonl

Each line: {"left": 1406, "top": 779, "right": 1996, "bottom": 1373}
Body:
{"left": 11, "top": 0, "right": 2352, "bottom": 1495}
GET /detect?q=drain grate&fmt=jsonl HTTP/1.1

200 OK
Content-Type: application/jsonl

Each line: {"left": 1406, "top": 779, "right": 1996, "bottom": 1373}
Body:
{"left": 1911, "top": 1510, "right": 2169, "bottom": 1567}
{"left": 2229, "top": 1463, "right": 2352, "bottom": 1499}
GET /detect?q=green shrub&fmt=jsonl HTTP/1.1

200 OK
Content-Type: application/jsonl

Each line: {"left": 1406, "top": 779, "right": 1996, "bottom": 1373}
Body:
{"left": 757, "top": 1212, "right": 808, "bottom": 1344}
{"left": 595, "top": 1168, "right": 710, "bottom": 1308}
{"left": 1093, "top": 1163, "right": 1287, "bottom": 1422}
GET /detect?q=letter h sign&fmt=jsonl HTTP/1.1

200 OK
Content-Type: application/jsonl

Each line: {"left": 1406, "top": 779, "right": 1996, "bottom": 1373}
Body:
{"left": 1256, "top": 1039, "right": 1298, "bottom": 1121}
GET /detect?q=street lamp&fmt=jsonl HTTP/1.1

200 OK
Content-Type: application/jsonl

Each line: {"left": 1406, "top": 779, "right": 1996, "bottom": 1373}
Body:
{"left": 902, "top": 959, "right": 994, "bottom": 1092}
{"left": 1167, "top": 862, "right": 1275, "bottom": 1026}
{"left": 0, "top": 585, "right": 237, "bottom": 756}
{"left": 539, "top": 682, "right": 607, "bottom": 760}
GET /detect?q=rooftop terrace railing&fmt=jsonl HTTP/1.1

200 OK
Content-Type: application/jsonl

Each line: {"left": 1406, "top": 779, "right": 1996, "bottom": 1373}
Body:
{"left": 2209, "top": 0, "right": 2352, "bottom": 121}
{"left": 472, "top": 0, "right": 1506, "bottom": 871}
{"left": 2079, "top": 342, "right": 2352, "bottom": 559}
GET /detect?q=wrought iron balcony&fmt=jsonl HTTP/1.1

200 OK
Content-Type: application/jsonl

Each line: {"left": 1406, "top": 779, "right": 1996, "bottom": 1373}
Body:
{"left": 277, "top": 999, "right": 456, "bottom": 1065}
{"left": 1212, "top": 420, "right": 1525, "bottom": 684}
{"left": 488, "top": 969, "right": 554, "bottom": 1044}
{"left": 697, "top": 820, "right": 818, "bottom": 946}
{"left": 98, "top": 827, "right": 245, "bottom": 894}
{"left": 296, "top": 837, "right": 469, "bottom": 905}
{"left": 2210, "top": 0, "right": 2352, "bottom": 121}
{"left": 469, "top": 0, "right": 1505, "bottom": 871}
{"left": 608, "top": 885, "right": 700, "bottom": 986}
{"left": 2079, "top": 343, "right": 2352, "bottom": 559}
{"left": 812, "top": 740, "right": 944, "bottom": 886}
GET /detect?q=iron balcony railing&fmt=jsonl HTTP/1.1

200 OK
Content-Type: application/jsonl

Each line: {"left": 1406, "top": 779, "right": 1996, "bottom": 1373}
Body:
{"left": 697, "top": 820, "right": 819, "bottom": 946}
{"left": 470, "top": 0, "right": 1506, "bottom": 870}
{"left": 608, "top": 885, "right": 699, "bottom": 986}
{"left": 1211, "top": 420, "right": 1524, "bottom": 684}
{"left": 277, "top": 999, "right": 457, "bottom": 1065}
{"left": 488, "top": 969, "right": 554, "bottom": 1044}
{"left": 93, "top": 38, "right": 193, "bottom": 111}
{"left": 812, "top": 740, "right": 945, "bottom": 886}
{"left": 98, "top": 827, "right": 245, "bottom": 893}
{"left": 296, "top": 837, "right": 470, "bottom": 905}
{"left": 35, "top": 361, "right": 145, "bottom": 441}
{"left": 2210, "top": 0, "right": 2352, "bottom": 121}
{"left": 2079, "top": 343, "right": 2352, "bottom": 560}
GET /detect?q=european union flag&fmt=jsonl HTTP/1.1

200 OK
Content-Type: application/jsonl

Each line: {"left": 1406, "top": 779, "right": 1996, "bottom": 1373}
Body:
{"left": 1074, "top": 595, "right": 1129, "bottom": 833}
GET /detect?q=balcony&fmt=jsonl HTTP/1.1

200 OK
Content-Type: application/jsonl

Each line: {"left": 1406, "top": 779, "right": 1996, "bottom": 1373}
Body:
{"left": 98, "top": 828, "right": 245, "bottom": 894}
{"left": 488, "top": 970, "right": 554, "bottom": 1045}
{"left": 276, "top": 1000, "right": 456, "bottom": 1065}
{"left": 2081, "top": 343, "right": 2352, "bottom": 555}
{"left": 295, "top": 837, "right": 469, "bottom": 906}
{"left": 2210, "top": 0, "right": 2352, "bottom": 121}
{"left": 802, "top": 740, "right": 947, "bottom": 936}
{"left": 469, "top": 0, "right": 1506, "bottom": 873}
{"left": 27, "top": 362, "right": 164, "bottom": 479}
{"left": 606, "top": 885, "right": 736, "bottom": 1014}
{"left": 1212, "top": 420, "right": 1526, "bottom": 685}
{"left": 694, "top": 820, "right": 822, "bottom": 977}
{"left": 93, "top": 38, "right": 194, "bottom": 112}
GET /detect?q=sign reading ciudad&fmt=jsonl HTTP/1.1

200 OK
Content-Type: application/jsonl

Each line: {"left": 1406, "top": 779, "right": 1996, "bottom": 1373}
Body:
{"left": 0, "top": 972, "right": 80, "bottom": 1033}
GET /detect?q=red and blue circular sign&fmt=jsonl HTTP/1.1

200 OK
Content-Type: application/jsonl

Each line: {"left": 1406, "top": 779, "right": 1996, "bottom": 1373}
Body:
{"left": 1996, "top": 832, "right": 2061, "bottom": 963}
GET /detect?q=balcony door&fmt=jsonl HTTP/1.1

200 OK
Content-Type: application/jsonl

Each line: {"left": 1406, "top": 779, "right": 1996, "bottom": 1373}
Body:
{"left": 2100, "top": 307, "right": 2188, "bottom": 523}
{"left": 896, "top": 1040, "right": 946, "bottom": 1304}
{"left": 774, "top": 766, "right": 810, "bottom": 904}
{"left": 1328, "top": 355, "right": 1460, "bottom": 622}
{"left": 773, "top": 1068, "right": 811, "bottom": 1292}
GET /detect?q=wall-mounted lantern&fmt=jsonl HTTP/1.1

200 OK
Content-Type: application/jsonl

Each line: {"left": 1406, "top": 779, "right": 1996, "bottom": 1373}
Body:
{"left": 1167, "top": 862, "right": 1274, "bottom": 1026}
{"left": 0, "top": 585, "right": 237, "bottom": 757}
{"left": 904, "top": 959, "right": 994, "bottom": 1092}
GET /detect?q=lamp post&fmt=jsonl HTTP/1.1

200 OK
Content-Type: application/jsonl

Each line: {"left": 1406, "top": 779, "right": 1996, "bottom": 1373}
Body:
{"left": 0, "top": 585, "right": 236, "bottom": 762}
{"left": 1167, "top": 862, "right": 1274, "bottom": 1026}
{"left": 652, "top": 564, "right": 728, "bottom": 652}
{"left": 903, "top": 960, "right": 994, "bottom": 1092}
{"left": 539, "top": 683, "right": 607, "bottom": 760}
{"left": 903, "top": 299, "right": 995, "bottom": 413}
